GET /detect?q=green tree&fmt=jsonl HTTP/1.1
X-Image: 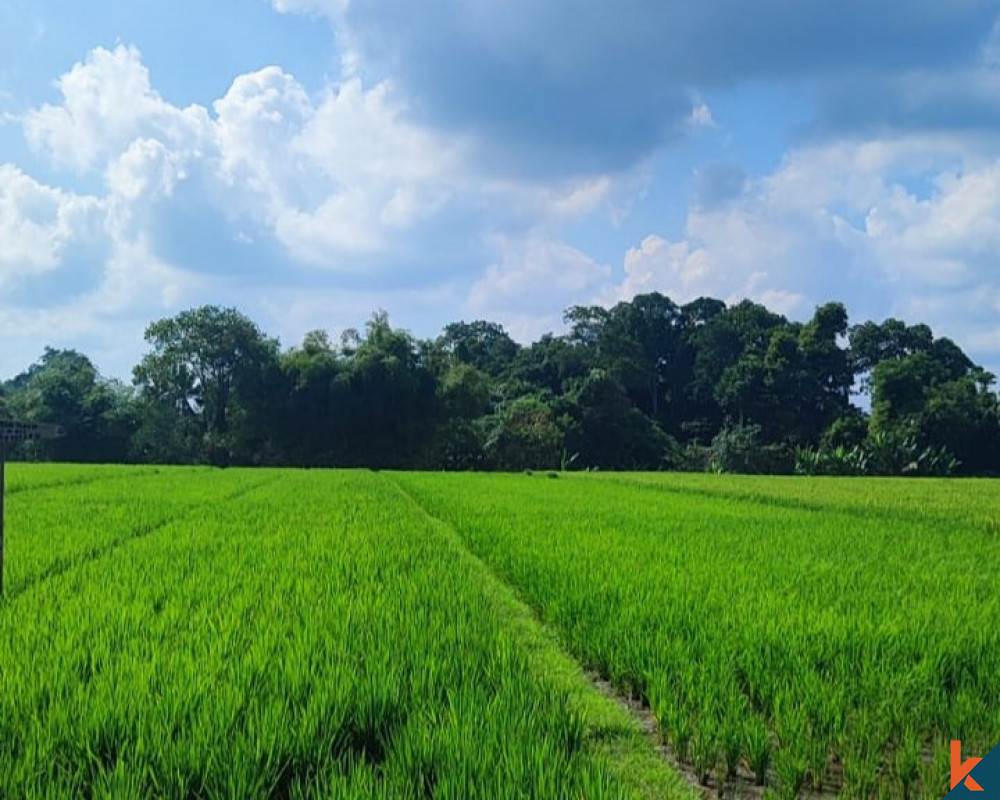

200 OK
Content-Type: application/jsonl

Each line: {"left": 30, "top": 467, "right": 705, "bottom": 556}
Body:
{"left": 485, "top": 396, "right": 563, "bottom": 471}
{"left": 685, "top": 300, "right": 788, "bottom": 439}
{"left": 799, "top": 302, "right": 852, "bottom": 412}
{"left": 564, "top": 371, "right": 673, "bottom": 470}
{"left": 865, "top": 330, "right": 998, "bottom": 474}
{"left": 340, "top": 311, "right": 438, "bottom": 467}
{"left": 849, "top": 318, "right": 933, "bottom": 392}
{"left": 437, "top": 320, "right": 519, "bottom": 377}
{"left": 506, "top": 334, "right": 591, "bottom": 398}
{"left": 598, "top": 293, "right": 684, "bottom": 421}
{"left": 427, "top": 363, "right": 493, "bottom": 470}
{"left": 922, "top": 373, "right": 1000, "bottom": 473}
{"left": 133, "top": 306, "right": 279, "bottom": 464}
{"left": 5, "top": 348, "right": 136, "bottom": 462}
{"left": 869, "top": 353, "right": 947, "bottom": 433}
{"left": 276, "top": 329, "right": 344, "bottom": 465}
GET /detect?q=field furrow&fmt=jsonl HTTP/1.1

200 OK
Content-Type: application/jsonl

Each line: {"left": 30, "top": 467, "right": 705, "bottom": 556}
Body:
{"left": 3, "top": 473, "right": 280, "bottom": 603}
{"left": 1, "top": 468, "right": 280, "bottom": 598}
{"left": 3, "top": 463, "right": 158, "bottom": 496}
{"left": 591, "top": 472, "right": 1000, "bottom": 533}
{"left": 382, "top": 474, "right": 696, "bottom": 800}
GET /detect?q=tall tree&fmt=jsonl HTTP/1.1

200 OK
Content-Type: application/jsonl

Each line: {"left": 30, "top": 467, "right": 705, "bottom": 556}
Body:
{"left": 340, "top": 311, "right": 438, "bottom": 468}
{"left": 277, "top": 330, "right": 344, "bottom": 465}
{"left": 564, "top": 370, "right": 673, "bottom": 470}
{"left": 506, "top": 334, "right": 591, "bottom": 398}
{"left": 437, "top": 320, "right": 519, "bottom": 376}
{"left": 133, "top": 306, "right": 279, "bottom": 464}
{"left": 602, "top": 293, "right": 684, "bottom": 421}
{"left": 849, "top": 318, "right": 934, "bottom": 392}
{"left": 484, "top": 395, "right": 563, "bottom": 471}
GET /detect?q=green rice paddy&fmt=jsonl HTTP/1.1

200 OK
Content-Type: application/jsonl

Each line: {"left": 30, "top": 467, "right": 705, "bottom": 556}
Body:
{"left": 2, "top": 465, "right": 997, "bottom": 798}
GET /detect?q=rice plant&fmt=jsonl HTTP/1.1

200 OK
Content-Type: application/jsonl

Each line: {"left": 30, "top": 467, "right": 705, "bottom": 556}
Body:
{"left": 395, "top": 470, "right": 1000, "bottom": 797}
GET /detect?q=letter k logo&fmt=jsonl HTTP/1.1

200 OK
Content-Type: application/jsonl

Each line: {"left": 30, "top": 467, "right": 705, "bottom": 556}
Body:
{"left": 953, "top": 741, "right": 984, "bottom": 792}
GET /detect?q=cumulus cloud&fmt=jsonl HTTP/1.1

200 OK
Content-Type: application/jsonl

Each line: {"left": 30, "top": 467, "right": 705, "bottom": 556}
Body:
{"left": 606, "top": 132, "right": 1000, "bottom": 372}
{"left": 466, "top": 236, "right": 611, "bottom": 340}
{"left": 1, "top": 43, "right": 641, "bottom": 376}
{"left": 272, "top": 0, "right": 999, "bottom": 173}
{"left": 12, "top": 46, "right": 474, "bottom": 279}
{"left": 0, "top": 165, "right": 103, "bottom": 284}
{"left": 16, "top": 45, "right": 480, "bottom": 269}
{"left": 23, "top": 45, "right": 212, "bottom": 172}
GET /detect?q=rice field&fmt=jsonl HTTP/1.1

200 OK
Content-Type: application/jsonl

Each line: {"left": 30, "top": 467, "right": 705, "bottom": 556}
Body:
{"left": 0, "top": 466, "right": 686, "bottom": 800}
{"left": 2, "top": 465, "right": 998, "bottom": 798}
{"left": 394, "top": 472, "right": 1000, "bottom": 798}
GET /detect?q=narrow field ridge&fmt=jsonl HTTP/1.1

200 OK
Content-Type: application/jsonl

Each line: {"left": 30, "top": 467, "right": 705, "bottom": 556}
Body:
{"left": 587, "top": 675, "right": 844, "bottom": 800}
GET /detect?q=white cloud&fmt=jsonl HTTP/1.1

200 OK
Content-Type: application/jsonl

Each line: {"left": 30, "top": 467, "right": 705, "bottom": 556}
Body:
{"left": 610, "top": 233, "right": 808, "bottom": 316}
{"left": 210, "top": 65, "right": 476, "bottom": 261}
{"left": 687, "top": 99, "right": 716, "bottom": 130}
{"left": 15, "top": 46, "right": 474, "bottom": 270}
{"left": 542, "top": 176, "right": 615, "bottom": 221}
{"left": 0, "top": 165, "right": 103, "bottom": 284}
{"left": 605, "top": 132, "right": 1000, "bottom": 371}
{"left": 466, "top": 236, "right": 611, "bottom": 340}
{"left": 617, "top": 236, "right": 710, "bottom": 298}
{"left": 872, "top": 164, "right": 1000, "bottom": 268}
{"left": 0, "top": 231, "right": 205, "bottom": 379}
{"left": 270, "top": 77, "right": 465, "bottom": 258}
{"left": 214, "top": 66, "right": 312, "bottom": 198}
{"left": 2, "top": 43, "right": 643, "bottom": 377}
{"left": 270, "top": 0, "right": 347, "bottom": 17}
{"left": 106, "top": 138, "right": 189, "bottom": 202}
{"left": 23, "top": 45, "right": 213, "bottom": 173}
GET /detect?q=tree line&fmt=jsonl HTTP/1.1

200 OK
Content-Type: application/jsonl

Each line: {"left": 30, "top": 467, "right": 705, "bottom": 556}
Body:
{"left": 3, "top": 294, "right": 999, "bottom": 475}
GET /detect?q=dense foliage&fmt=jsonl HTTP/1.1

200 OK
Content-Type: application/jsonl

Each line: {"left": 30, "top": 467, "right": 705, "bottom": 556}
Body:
{"left": 4, "top": 293, "right": 999, "bottom": 474}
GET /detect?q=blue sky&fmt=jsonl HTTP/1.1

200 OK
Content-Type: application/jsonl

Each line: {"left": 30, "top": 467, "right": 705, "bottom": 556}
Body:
{"left": 2, "top": 0, "right": 999, "bottom": 381}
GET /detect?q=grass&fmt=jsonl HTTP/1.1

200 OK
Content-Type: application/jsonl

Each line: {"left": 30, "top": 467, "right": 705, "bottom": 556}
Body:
{"left": 5, "top": 463, "right": 998, "bottom": 798}
{"left": 393, "top": 470, "right": 1000, "bottom": 799}
{"left": 0, "top": 467, "right": 690, "bottom": 800}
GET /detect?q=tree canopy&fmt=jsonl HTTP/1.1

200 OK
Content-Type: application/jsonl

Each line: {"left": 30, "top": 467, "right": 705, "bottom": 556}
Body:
{"left": 4, "top": 294, "right": 998, "bottom": 475}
